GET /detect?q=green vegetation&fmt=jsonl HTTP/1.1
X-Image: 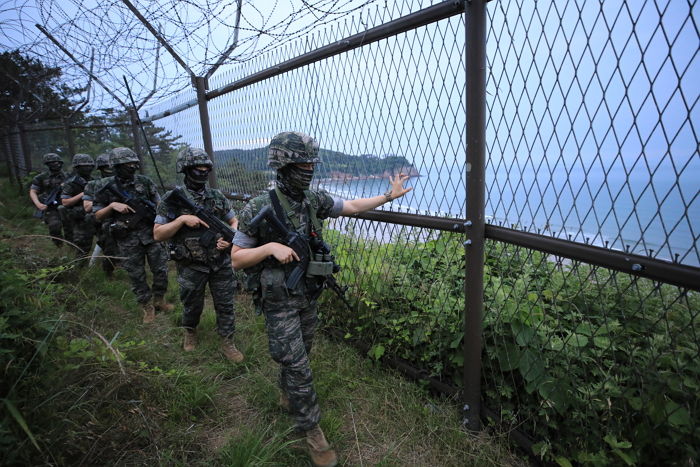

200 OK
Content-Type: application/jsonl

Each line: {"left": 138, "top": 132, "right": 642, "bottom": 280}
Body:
{"left": 0, "top": 179, "right": 517, "bottom": 466}
{"left": 322, "top": 229, "right": 699, "bottom": 466}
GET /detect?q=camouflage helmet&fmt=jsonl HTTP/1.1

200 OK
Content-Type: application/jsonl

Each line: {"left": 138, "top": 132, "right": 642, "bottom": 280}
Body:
{"left": 176, "top": 147, "right": 213, "bottom": 173}
{"left": 71, "top": 153, "right": 95, "bottom": 167}
{"left": 95, "top": 153, "right": 111, "bottom": 169}
{"left": 268, "top": 131, "right": 320, "bottom": 169}
{"left": 109, "top": 147, "right": 139, "bottom": 166}
{"left": 42, "top": 152, "right": 63, "bottom": 164}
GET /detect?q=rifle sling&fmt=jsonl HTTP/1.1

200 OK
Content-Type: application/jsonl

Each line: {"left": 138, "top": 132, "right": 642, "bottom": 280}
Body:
{"left": 270, "top": 188, "right": 323, "bottom": 233}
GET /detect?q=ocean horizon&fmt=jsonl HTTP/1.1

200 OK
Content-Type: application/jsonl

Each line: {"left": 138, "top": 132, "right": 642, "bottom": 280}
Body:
{"left": 318, "top": 162, "right": 699, "bottom": 268}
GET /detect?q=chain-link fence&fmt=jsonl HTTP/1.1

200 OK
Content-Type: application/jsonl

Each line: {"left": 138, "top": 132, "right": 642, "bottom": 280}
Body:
{"left": 6, "top": 0, "right": 697, "bottom": 463}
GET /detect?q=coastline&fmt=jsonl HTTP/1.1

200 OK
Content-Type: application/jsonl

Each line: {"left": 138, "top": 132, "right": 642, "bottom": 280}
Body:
{"left": 317, "top": 169, "right": 422, "bottom": 182}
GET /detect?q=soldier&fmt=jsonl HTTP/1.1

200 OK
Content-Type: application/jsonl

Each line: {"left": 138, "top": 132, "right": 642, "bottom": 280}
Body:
{"left": 29, "top": 152, "right": 70, "bottom": 247}
{"left": 92, "top": 147, "right": 174, "bottom": 323}
{"left": 61, "top": 153, "right": 96, "bottom": 259}
{"left": 230, "top": 131, "right": 412, "bottom": 467}
{"left": 83, "top": 153, "right": 120, "bottom": 275}
{"left": 153, "top": 147, "right": 243, "bottom": 363}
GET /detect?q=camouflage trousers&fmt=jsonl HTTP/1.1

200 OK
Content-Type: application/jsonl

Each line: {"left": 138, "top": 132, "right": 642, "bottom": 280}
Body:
{"left": 263, "top": 299, "right": 321, "bottom": 432}
{"left": 177, "top": 263, "right": 236, "bottom": 337}
{"left": 118, "top": 235, "right": 169, "bottom": 304}
{"left": 71, "top": 218, "right": 95, "bottom": 259}
{"left": 96, "top": 224, "right": 120, "bottom": 274}
{"left": 44, "top": 208, "right": 72, "bottom": 246}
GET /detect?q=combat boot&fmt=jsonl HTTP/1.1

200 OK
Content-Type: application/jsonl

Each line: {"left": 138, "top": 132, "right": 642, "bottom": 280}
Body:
{"left": 142, "top": 303, "right": 156, "bottom": 324}
{"left": 220, "top": 338, "right": 244, "bottom": 363}
{"left": 183, "top": 329, "right": 197, "bottom": 352}
{"left": 305, "top": 425, "right": 337, "bottom": 467}
{"left": 153, "top": 296, "right": 175, "bottom": 312}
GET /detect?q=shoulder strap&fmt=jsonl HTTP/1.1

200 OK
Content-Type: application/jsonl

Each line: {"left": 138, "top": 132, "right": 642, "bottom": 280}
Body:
{"left": 270, "top": 188, "right": 323, "bottom": 233}
{"left": 304, "top": 189, "right": 323, "bottom": 233}
{"left": 270, "top": 188, "right": 298, "bottom": 230}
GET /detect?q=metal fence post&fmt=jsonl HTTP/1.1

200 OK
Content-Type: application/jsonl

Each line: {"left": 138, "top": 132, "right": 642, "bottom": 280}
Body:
{"left": 128, "top": 108, "right": 146, "bottom": 174}
{"left": 462, "top": 0, "right": 487, "bottom": 432}
{"left": 194, "top": 76, "right": 218, "bottom": 188}
{"left": 1, "top": 131, "right": 19, "bottom": 187}
{"left": 64, "top": 118, "right": 76, "bottom": 157}
{"left": 18, "top": 124, "right": 33, "bottom": 174}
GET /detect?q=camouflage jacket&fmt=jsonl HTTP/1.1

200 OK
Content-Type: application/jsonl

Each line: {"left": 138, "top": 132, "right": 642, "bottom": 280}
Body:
{"left": 30, "top": 170, "right": 67, "bottom": 203}
{"left": 156, "top": 186, "right": 235, "bottom": 271}
{"left": 61, "top": 173, "right": 93, "bottom": 220}
{"left": 92, "top": 175, "right": 161, "bottom": 245}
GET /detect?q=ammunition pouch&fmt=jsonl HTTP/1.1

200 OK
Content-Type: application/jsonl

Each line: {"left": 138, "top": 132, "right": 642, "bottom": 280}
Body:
{"left": 260, "top": 267, "right": 289, "bottom": 301}
{"left": 169, "top": 243, "right": 189, "bottom": 262}
{"left": 306, "top": 252, "right": 334, "bottom": 277}
{"left": 182, "top": 237, "right": 210, "bottom": 263}
{"left": 109, "top": 220, "right": 130, "bottom": 239}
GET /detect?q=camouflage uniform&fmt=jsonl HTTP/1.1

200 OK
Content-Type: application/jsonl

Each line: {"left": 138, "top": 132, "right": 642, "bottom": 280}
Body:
{"left": 30, "top": 153, "right": 70, "bottom": 246}
{"left": 234, "top": 133, "right": 343, "bottom": 431}
{"left": 92, "top": 171, "right": 168, "bottom": 305}
{"left": 61, "top": 154, "right": 96, "bottom": 256}
{"left": 156, "top": 186, "right": 237, "bottom": 336}
{"left": 84, "top": 154, "right": 120, "bottom": 274}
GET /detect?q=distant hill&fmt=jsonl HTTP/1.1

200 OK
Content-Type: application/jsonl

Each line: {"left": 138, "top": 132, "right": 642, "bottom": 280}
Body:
{"left": 214, "top": 146, "right": 418, "bottom": 179}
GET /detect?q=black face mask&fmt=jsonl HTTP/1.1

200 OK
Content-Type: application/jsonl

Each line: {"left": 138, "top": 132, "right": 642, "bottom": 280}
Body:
{"left": 115, "top": 163, "right": 138, "bottom": 181}
{"left": 99, "top": 167, "right": 114, "bottom": 177}
{"left": 76, "top": 166, "right": 93, "bottom": 178}
{"left": 277, "top": 164, "right": 314, "bottom": 200}
{"left": 46, "top": 162, "right": 63, "bottom": 173}
{"left": 184, "top": 167, "right": 210, "bottom": 190}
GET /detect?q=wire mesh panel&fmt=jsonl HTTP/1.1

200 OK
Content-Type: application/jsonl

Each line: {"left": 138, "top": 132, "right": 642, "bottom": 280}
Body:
{"left": 141, "top": 89, "right": 202, "bottom": 187}
{"left": 485, "top": 0, "right": 699, "bottom": 267}
{"left": 481, "top": 239, "right": 698, "bottom": 463}
{"left": 204, "top": 1, "right": 469, "bottom": 384}
{"left": 483, "top": 0, "right": 699, "bottom": 462}
{"left": 130, "top": 0, "right": 699, "bottom": 463}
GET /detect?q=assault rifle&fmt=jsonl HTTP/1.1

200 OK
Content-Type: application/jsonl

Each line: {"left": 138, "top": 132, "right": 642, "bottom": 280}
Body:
{"left": 98, "top": 181, "right": 156, "bottom": 227}
{"left": 247, "top": 206, "right": 352, "bottom": 310}
{"left": 34, "top": 185, "right": 61, "bottom": 219}
{"left": 168, "top": 187, "right": 235, "bottom": 245}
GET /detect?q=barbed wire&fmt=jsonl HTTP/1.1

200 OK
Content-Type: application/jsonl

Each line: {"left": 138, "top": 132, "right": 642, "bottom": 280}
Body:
{"left": 0, "top": 0, "right": 389, "bottom": 113}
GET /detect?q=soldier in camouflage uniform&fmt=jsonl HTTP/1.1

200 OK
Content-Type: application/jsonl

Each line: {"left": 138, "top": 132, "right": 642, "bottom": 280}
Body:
{"left": 61, "top": 153, "right": 96, "bottom": 259}
{"left": 83, "top": 153, "right": 121, "bottom": 275}
{"left": 231, "top": 131, "right": 411, "bottom": 467}
{"left": 93, "top": 147, "right": 174, "bottom": 323}
{"left": 29, "top": 152, "right": 71, "bottom": 248}
{"left": 153, "top": 147, "right": 243, "bottom": 363}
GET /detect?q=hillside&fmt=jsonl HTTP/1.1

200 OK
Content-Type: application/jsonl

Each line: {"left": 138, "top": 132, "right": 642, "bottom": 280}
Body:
{"left": 215, "top": 146, "right": 419, "bottom": 179}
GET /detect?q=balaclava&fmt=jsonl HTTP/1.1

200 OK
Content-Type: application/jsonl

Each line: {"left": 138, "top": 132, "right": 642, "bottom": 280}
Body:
{"left": 76, "top": 166, "right": 93, "bottom": 179}
{"left": 277, "top": 164, "right": 314, "bottom": 201}
{"left": 46, "top": 161, "right": 63, "bottom": 173}
{"left": 184, "top": 166, "right": 210, "bottom": 192}
{"left": 115, "top": 163, "right": 138, "bottom": 182}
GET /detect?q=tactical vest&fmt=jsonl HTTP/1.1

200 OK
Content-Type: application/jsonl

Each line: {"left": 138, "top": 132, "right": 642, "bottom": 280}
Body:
{"left": 166, "top": 188, "right": 231, "bottom": 270}
{"left": 63, "top": 174, "right": 90, "bottom": 221}
{"left": 245, "top": 189, "right": 328, "bottom": 300}
{"left": 106, "top": 176, "right": 155, "bottom": 231}
{"left": 35, "top": 171, "right": 67, "bottom": 203}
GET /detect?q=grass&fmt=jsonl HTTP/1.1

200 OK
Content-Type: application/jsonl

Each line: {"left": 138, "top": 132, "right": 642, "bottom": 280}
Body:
{"left": 0, "top": 177, "right": 522, "bottom": 466}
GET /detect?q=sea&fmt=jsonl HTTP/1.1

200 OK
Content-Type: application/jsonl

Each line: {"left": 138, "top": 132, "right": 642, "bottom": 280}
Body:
{"left": 318, "top": 163, "right": 700, "bottom": 267}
